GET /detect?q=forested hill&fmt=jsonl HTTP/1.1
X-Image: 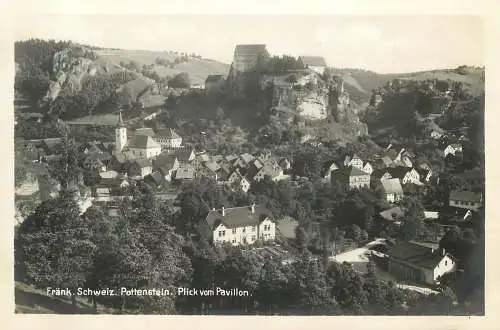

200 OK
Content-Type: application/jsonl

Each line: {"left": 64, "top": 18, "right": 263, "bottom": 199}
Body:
{"left": 14, "top": 39, "right": 229, "bottom": 120}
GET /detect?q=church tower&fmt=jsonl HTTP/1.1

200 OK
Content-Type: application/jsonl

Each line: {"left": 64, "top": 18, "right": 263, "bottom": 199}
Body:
{"left": 115, "top": 110, "right": 127, "bottom": 152}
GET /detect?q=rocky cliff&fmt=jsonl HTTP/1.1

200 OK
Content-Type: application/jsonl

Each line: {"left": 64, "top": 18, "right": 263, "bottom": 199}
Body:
{"left": 41, "top": 46, "right": 104, "bottom": 107}
{"left": 263, "top": 71, "right": 367, "bottom": 135}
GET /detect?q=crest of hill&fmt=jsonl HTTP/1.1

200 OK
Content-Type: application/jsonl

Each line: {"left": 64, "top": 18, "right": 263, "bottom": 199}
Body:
{"left": 93, "top": 48, "right": 230, "bottom": 85}
{"left": 329, "top": 67, "right": 484, "bottom": 106}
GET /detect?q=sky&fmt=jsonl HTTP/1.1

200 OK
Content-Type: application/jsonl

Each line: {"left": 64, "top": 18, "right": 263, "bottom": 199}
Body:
{"left": 14, "top": 15, "right": 483, "bottom": 73}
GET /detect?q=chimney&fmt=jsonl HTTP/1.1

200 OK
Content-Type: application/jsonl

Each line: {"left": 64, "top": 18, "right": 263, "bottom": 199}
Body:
{"left": 250, "top": 203, "right": 255, "bottom": 214}
{"left": 221, "top": 206, "right": 225, "bottom": 216}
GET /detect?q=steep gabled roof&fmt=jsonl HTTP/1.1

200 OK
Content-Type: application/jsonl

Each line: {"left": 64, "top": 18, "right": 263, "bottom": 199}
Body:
{"left": 128, "top": 135, "right": 161, "bottom": 149}
{"left": 157, "top": 128, "right": 181, "bottom": 139}
{"left": 333, "top": 166, "right": 370, "bottom": 177}
{"left": 154, "top": 152, "right": 178, "bottom": 169}
{"left": 380, "top": 178, "right": 404, "bottom": 195}
{"left": 205, "top": 205, "right": 272, "bottom": 230}
{"left": 388, "top": 166, "right": 411, "bottom": 180}
{"left": 299, "top": 56, "right": 328, "bottom": 67}
{"left": 132, "top": 158, "right": 153, "bottom": 168}
{"left": 388, "top": 241, "right": 449, "bottom": 270}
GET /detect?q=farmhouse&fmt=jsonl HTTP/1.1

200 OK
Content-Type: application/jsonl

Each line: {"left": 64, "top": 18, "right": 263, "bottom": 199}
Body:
{"left": 444, "top": 143, "right": 463, "bottom": 158}
{"left": 205, "top": 204, "right": 275, "bottom": 246}
{"left": 387, "top": 166, "right": 421, "bottom": 185}
{"left": 449, "top": 190, "right": 483, "bottom": 211}
{"left": 331, "top": 166, "right": 370, "bottom": 189}
{"left": 387, "top": 241, "right": 456, "bottom": 286}
{"left": 379, "top": 178, "right": 404, "bottom": 203}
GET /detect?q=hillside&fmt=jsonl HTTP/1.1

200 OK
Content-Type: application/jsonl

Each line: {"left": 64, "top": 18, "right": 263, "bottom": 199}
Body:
{"left": 93, "top": 48, "right": 230, "bottom": 85}
{"left": 14, "top": 39, "right": 230, "bottom": 121}
{"left": 330, "top": 67, "right": 484, "bottom": 106}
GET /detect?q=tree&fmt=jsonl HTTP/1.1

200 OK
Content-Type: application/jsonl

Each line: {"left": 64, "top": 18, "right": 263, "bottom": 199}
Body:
{"left": 169, "top": 72, "right": 191, "bottom": 88}
{"left": 15, "top": 196, "right": 96, "bottom": 310}
{"left": 215, "top": 106, "right": 225, "bottom": 125}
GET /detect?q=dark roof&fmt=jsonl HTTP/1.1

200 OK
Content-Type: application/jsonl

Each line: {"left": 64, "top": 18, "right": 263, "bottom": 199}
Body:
{"left": 154, "top": 152, "right": 178, "bottom": 169}
{"left": 299, "top": 56, "right": 327, "bottom": 67}
{"left": 205, "top": 74, "right": 225, "bottom": 83}
{"left": 371, "top": 168, "right": 392, "bottom": 180}
{"left": 379, "top": 207, "right": 404, "bottom": 222}
{"left": 205, "top": 205, "right": 272, "bottom": 230}
{"left": 234, "top": 44, "right": 268, "bottom": 56}
{"left": 449, "top": 190, "right": 482, "bottom": 203}
{"left": 173, "top": 148, "right": 194, "bottom": 163}
{"left": 145, "top": 171, "right": 163, "bottom": 186}
{"left": 388, "top": 241, "right": 449, "bottom": 270}
{"left": 388, "top": 166, "right": 411, "bottom": 180}
{"left": 128, "top": 135, "right": 161, "bottom": 149}
{"left": 135, "top": 128, "right": 156, "bottom": 137}
{"left": 156, "top": 128, "right": 181, "bottom": 139}
{"left": 132, "top": 158, "right": 153, "bottom": 168}
{"left": 42, "top": 138, "right": 63, "bottom": 149}
{"left": 333, "top": 166, "right": 370, "bottom": 177}
{"left": 380, "top": 178, "right": 404, "bottom": 195}
{"left": 415, "top": 167, "right": 431, "bottom": 178}
{"left": 321, "top": 160, "right": 339, "bottom": 176}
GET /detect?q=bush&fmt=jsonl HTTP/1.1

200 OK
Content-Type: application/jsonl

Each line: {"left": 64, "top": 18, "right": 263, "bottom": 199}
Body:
{"left": 169, "top": 72, "right": 191, "bottom": 88}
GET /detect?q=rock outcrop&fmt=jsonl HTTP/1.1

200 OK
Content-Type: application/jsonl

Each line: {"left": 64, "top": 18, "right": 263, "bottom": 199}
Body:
{"left": 41, "top": 47, "right": 102, "bottom": 106}
{"left": 263, "top": 70, "right": 367, "bottom": 136}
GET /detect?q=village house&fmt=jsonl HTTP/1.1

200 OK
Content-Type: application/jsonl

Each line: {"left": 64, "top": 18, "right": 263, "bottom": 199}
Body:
{"left": 175, "top": 165, "right": 195, "bottom": 182}
{"left": 40, "top": 138, "right": 63, "bottom": 155}
{"left": 379, "top": 178, "right": 404, "bottom": 203}
{"left": 387, "top": 241, "right": 456, "bottom": 286}
{"left": 205, "top": 74, "right": 226, "bottom": 93}
{"left": 250, "top": 159, "right": 284, "bottom": 183}
{"left": 330, "top": 166, "right": 371, "bottom": 189}
{"left": 298, "top": 56, "right": 328, "bottom": 75}
{"left": 93, "top": 177, "right": 130, "bottom": 198}
{"left": 82, "top": 153, "right": 108, "bottom": 172}
{"left": 205, "top": 204, "right": 275, "bottom": 246}
{"left": 444, "top": 143, "right": 463, "bottom": 158}
{"left": 427, "top": 121, "right": 445, "bottom": 139}
{"left": 278, "top": 157, "right": 292, "bottom": 173}
{"left": 128, "top": 158, "right": 153, "bottom": 178}
{"left": 227, "top": 169, "right": 251, "bottom": 193}
{"left": 196, "top": 161, "right": 221, "bottom": 181}
{"left": 144, "top": 171, "right": 164, "bottom": 189}
{"left": 387, "top": 166, "right": 421, "bottom": 185}
{"left": 362, "top": 162, "right": 374, "bottom": 175}
{"left": 321, "top": 160, "right": 340, "bottom": 182}
{"left": 416, "top": 167, "right": 433, "bottom": 183}
{"left": 449, "top": 190, "right": 483, "bottom": 211}
{"left": 155, "top": 128, "right": 183, "bottom": 149}
{"left": 340, "top": 154, "right": 364, "bottom": 170}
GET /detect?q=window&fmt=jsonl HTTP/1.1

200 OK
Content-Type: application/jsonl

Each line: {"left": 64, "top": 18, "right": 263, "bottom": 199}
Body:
{"left": 218, "top": 231, "right": 222, "bottom": 237}
{"left": 222, "top": 230, "right": 226, "bottom": 236}
{"left": 252, "top": 235, "right": 256, "bottom": 241}
{"left": 232, "top": 239, "right": 236, "bottom": 243}
{"left": 242, "top": 228, "right": 246, "bottom": 233}
{"left": 445, "top": 260, "right": 448, "bottom": 266}
{"left": 232, "top": 228, "right": 236, "bottom": 234}
{"left": 252, "top": 226, "right": 256, "bottom": 232}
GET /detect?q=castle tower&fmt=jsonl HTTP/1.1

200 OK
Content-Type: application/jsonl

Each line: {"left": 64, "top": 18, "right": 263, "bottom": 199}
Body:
{"left": 115, "top": 110, "right": 127, "bottom": 152}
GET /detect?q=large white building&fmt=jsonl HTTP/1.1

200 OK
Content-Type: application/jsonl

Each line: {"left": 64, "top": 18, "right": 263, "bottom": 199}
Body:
{"left": 205, "top": 204, "right": 275, "bottom": 246}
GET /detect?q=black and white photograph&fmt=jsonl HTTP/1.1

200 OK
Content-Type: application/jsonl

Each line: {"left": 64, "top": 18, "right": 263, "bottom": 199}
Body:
{"left": 11, "top": 9, "right": 487, "bottom": 318}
